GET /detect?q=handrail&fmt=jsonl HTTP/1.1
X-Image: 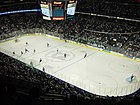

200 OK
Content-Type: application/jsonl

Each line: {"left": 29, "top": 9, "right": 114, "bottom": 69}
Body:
{"left": 76, "top": 12, "right": 140, "bottom": 22}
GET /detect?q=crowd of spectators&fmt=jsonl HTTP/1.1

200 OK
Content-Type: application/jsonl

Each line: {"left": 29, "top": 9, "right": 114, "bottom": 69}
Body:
{"left": 0, "top": 50, "right": 140, "bottom": 105}
{"left": 0, "top": 51, "right": 96, "bottom": 104}
{"left": 0, "top": 0, "right": 37, "bottom": 5}
{"left": 122, "top": 34, "right": 140, "bottom": 58}
{"left": 0, "top": 3, "right": 39, "bottom": 13}
{"left": 0, "top": 1, "right": 140, "bottom": 104}
{"left": 42, "top": 14, "right": 139, "bottom": 58}
{"left": 77, "top": 0, "right": 140, "bottom": 19}
{"left": 1, "top": 12, "right": 139, "bottom": 58}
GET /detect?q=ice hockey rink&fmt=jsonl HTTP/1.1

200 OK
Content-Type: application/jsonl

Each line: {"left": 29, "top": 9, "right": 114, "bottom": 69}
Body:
{"left": 0, "top": 34, "right": 140, "bottom": 97}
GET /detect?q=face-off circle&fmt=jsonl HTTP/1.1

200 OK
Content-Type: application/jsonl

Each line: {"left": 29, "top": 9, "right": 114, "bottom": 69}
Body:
{"left": 108, "top": 59, "right": 139, "bottom": 73}
{"left": 45, "top": 50, "right": 75, "bottom": 62}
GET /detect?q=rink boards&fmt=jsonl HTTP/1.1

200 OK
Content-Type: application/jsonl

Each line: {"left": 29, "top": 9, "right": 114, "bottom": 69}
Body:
{"left": 0, "top": 33, "right": 140, "bottom": 97}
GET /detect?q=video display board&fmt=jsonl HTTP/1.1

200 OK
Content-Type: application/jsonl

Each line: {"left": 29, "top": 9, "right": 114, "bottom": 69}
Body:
{"left": 40, "top": 1, "right": 52, "bottom": 20}
{"left": 40, "top": 0, "right": 77, "bottom": 20}
{"left": 52, "top": 1, "right": 64, "bottom": 17}
{"left": 67, "top": 0, "right": 77, "bottom": 16}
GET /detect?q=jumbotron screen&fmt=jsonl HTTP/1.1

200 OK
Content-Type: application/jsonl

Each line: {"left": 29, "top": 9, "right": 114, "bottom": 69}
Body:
{"left": 40, "top": 0, "right": 77, "bottom": 20}
{"left": 40, "top": 1, "right": 52, "bottom": 20}
{"left": 67, "top": 0, "right": 77, "bottom": 16}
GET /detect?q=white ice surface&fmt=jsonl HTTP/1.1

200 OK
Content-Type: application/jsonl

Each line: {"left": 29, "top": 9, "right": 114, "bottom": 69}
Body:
{"left": 0, "top": 34, "right": 140, "bottom": 96}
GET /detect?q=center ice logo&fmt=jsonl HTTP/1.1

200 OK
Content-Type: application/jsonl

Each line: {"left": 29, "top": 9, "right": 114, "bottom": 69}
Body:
{"left": 45, "top": 50, "right": 75, "bottom": 62}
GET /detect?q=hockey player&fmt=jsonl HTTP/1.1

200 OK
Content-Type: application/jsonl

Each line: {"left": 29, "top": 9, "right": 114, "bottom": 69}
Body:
{"left": 30, "top": 61, "right": 33, "bottom": 66}
{"left": 39, "top": 58, "right": 42, "bottom": 63}
{"left": 33, "top": 49, "right": 36, "bottom": 53}
{"left": 13, "top": 51, "right": 15, "bottom": 55}
{"left": 130, "top": 74, "right": 134, "bottom": 82}
{"left": 21, "top": 51, "right": 23, "bottom": 55}
{"left": 25, "top": 48, "right": 29, "bottom": 53}
{"left": 47, "top": 43, "right": 49, "bottom": 47}
{"left": 64, "top": 53, "right": 66, "bottom": 58}
{"left": 57, "top": 49, "right": 59, "bottom": 52}
{"left": 43, "top": 67, "right": 45, "bottom": 72}
{"left": 26, "top": 42, "right": 28, "bottom": 45}
{"left": 84, "top": 53, "right": 87, "bottom": 58}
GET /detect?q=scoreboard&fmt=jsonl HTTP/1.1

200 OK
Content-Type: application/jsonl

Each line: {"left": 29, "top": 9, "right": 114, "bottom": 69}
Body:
{"left": 52, "top": 1, "right": 65, "bottom": 20}
{"left": 40, "top": 0, "right": 77, "bottom": 20}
